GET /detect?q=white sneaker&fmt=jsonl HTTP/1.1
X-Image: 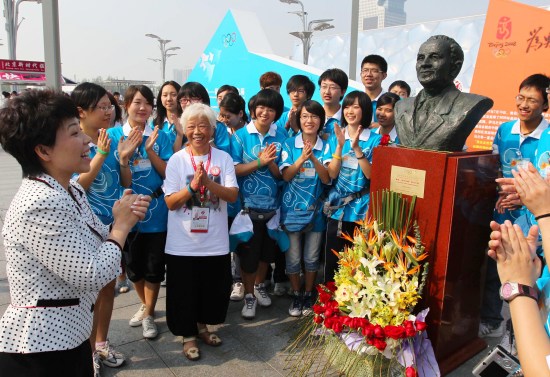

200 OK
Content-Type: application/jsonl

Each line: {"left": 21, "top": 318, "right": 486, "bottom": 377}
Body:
{"left": 142, "top": 316, "right": 158, "bottom": 339}
{"left": 230, "top": 282, "right": 245, "bottom": 301}
{"left": 241, "top": 294, "right": 257, "bottom": 319}
{"left": 288, "top": 293, "right": 303, "bottom": 317}
{"left": 478, "top": 321, "right": 505, "bottom": 338}
{"left": 96, "top": 340, "right": 125, "bottom": 368}
{"left": 273, "top": 282, "right": 288, "bottom": 296}
{"left": 254, "top": 283, "right": 272, "bottom": 307}
{"left": 129, "top": 304, "right": 147, "bottom": 327}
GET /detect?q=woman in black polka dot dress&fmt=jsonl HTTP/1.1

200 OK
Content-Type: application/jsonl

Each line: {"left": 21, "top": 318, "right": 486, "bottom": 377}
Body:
{"left": 0, "top": 90, "right": 150, "bottom": 376}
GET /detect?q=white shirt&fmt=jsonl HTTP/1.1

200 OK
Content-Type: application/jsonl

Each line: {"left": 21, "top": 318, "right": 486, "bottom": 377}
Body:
{"left": 164, "top": 147, "right": 238, "bottom": 257}
{"left": 374, "top": 126, "right": 398, "bottom": 142}
{"left": 0, "top": 175, "right": 121, "bottom": 353}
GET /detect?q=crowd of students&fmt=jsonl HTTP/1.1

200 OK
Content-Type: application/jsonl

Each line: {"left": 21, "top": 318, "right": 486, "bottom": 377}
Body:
{"left": 1, "top": 52, "right": 549, "bottom": 375}
{"left": 80, "top": 55, "right": 404, "bottom": 373}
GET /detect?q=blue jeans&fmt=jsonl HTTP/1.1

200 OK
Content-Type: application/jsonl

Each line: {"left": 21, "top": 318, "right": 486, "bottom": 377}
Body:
{"left": 285, "top": 231, "right": 323, "bottom": 274}
{"left": 480, "top": 257, "right": 503, "bottom": 326}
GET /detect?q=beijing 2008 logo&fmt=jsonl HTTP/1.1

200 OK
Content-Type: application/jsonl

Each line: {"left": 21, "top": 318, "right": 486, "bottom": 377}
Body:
{"left": 496, "top": 16, "right": 512, "bottom": 40}
{"left": 222, "top": 32, "right": 237, "bottom": 47}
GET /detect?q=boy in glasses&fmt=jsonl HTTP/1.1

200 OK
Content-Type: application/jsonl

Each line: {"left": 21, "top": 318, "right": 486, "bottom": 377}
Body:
{"left": 360, "top": 54, "right": 388, "bottom": 125}
{"left": 318, "top": 68, "right": 348, "bottom": 139}
{"left": 276, "top": 75, "right": 316, "bottom": 137}
{"left": 480, "top": 73, "right": 550, "bottom": 342}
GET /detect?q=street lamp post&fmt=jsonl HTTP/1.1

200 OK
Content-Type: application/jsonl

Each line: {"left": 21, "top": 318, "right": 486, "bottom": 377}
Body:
{"left": 3, "top": 0, "right": 42, "bottom": 60}
{"left": 145, "top": 33, "right": 180, "bottom": 83}
{"left": 279, "top": 0, "right": 334, "bottom": 65}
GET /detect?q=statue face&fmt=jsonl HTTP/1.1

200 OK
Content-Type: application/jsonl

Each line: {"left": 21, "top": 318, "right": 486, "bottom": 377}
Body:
{"left": 416, "top": 39, "right": 454, "bottom": 90}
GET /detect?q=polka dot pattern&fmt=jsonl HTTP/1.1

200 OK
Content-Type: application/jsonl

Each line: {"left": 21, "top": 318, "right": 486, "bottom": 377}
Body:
{"left": 0, "top": 175, "right": 121, "bottom": 353}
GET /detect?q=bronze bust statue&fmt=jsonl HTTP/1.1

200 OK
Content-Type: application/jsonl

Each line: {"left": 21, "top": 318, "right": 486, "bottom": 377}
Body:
{"left": 395, "top": 35, "right": 494, "bottom": 152}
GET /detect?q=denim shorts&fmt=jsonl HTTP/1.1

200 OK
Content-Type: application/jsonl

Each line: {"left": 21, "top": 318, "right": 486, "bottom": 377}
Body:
{"left": 285, "top": 231, "right": 323, "bottom": 274}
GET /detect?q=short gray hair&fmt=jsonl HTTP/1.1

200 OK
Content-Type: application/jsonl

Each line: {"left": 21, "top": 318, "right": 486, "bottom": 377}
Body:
{"left": 180, "top": 103, "right": 217, "bottom": 132}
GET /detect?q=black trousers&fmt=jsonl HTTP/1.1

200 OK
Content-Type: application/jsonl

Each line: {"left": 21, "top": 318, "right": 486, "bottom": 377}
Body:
{"left": 0, "top": 340, "right": 93, "bottom": 377}
{"left": 166, "top": 253, "right": 232, "bottom": 337}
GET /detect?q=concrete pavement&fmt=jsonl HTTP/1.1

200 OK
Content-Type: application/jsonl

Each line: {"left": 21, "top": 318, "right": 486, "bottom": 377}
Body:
{"left": 0, "top": 148, "right": 501, "bottom": 376}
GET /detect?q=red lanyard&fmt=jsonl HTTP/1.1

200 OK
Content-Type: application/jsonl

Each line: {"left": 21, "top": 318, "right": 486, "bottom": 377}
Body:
{"left": 188, "top": 147, "right": 211, "bottom": 204}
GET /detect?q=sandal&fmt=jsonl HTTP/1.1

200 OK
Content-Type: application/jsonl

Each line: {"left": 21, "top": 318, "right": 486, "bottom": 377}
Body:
{"left": 198, "top": 327, "right": 222, "bottom": 346}
{"left": 182, "top": 336, "right": 200, "bottom": 361}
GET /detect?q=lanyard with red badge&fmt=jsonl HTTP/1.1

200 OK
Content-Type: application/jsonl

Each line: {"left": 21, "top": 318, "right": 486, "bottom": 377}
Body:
{"left": 189, "top": 147, "right": 211, "bottom": 232}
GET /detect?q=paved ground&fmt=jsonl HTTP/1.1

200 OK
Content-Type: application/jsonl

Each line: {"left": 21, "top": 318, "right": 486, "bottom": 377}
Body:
{"left": 0, "top": 148, "right": 502, "bottom": 376}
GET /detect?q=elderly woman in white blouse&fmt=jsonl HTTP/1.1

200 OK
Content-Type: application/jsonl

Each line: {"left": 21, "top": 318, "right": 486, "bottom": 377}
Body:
{"left": 164, "top": 103, "right": 238, "bottom": 361}
{"left": 0, "top": 90, "right": 150, "bottom": 376}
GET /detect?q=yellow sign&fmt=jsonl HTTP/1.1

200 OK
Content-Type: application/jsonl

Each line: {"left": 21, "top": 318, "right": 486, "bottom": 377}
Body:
{"left": 390, "top": 166, "right": 426, "bottom": 198}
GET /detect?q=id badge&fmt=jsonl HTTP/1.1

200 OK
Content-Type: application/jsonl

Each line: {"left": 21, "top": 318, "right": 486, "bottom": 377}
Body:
{"left": 342, "top": 154, "right": 358, "bottom": 170}
{"left": 300, "top": 167, "right": 316, "bottom": 179}
{"left": 133, "top": 158, "right": 152, "bottom": 172}
{"left": 511, "top": 158, "right": 529, "bottom": 171}
{"left": 191, "top": 207, "right": 210, "bottom": 233}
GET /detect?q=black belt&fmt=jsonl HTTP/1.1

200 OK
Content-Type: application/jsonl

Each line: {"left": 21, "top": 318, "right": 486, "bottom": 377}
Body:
{"left": 150, "top": 187, "right": 164, "bottom": 199}
{"left": 36, "top": 298, "right": 80, "bottom": 307}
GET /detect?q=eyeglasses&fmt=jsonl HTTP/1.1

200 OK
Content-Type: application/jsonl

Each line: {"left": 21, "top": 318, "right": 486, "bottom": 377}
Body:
{"left": 320, "top": 85, "right": 341, "bottom": 92}
{"left": 361, "top": 68, "right": 383, "bottom": 75}
{"left": 186, "top": 124, "right": 211, "bottom": 132}
{"left": 300, "top": 114, "right": 320, "bottom": 121}
{"left": 95, "top": 104, "right": 115, "bottom": 112}
{"left": 179, "top": 97, "right": 202, "bottom": 105}
{"left": 289, "top": 88, "right": 306, "bottom": 95}
{"left": 515, "top": 95, "right": 540, "bottom": 106}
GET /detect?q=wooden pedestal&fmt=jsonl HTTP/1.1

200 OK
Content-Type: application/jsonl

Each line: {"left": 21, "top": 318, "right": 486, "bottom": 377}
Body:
{"left": 370, "top": 147, "right": 499, "bottom": 376}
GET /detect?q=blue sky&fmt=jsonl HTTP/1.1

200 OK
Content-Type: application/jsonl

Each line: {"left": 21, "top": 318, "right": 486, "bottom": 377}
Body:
{"left": 2, "top": 0, "right": 549, "bottom": 83}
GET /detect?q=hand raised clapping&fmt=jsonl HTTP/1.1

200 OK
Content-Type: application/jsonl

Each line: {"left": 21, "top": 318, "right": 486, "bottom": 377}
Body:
{"left": 488, "top": 220, "right": 540, "bottom": 286}
{"left": 298, "top": 139, "right": 313, "bottom": 164}
{"left": 258, "top": 143, "right": 277, "bottom": 167}
{"left": 333, "top": 123, "right": 345, "bottom": 148}
{"left": 112, "top": 189, "right": 151, "bottom": 231}
{"left": 118, "top": 128, "right": 142, "bottom": 162}
{"left": 97, "top": 128, "right": 111, "bottom": 154}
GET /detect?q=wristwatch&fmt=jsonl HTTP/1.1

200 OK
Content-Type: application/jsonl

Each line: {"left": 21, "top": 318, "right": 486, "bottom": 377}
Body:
{"left": 356, "top": 153, "right": 366, "bottom": 160}
{"left": 499, "top": 282, "right": 539, "bottom": 302}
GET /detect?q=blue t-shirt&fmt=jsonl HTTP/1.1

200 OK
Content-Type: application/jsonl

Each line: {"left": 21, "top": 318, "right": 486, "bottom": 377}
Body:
{"left": 78, "top": 143, "right": 125, "bottom": 225}
{"left": 322, "top": 109, "right": 342, "bottom": 139}
{"left": 275, "top": 110, "right": 300, "bottom": 138}
{"left": 214, "top": 121, "right": 231, "bottom": 154}
{"left": 230, "top": 122, "right": 287, "bottom": 211}
{"left": 492, "top": 119, "right": 547, "bottom": 223}
{"left": 108, "top": 123, "right": 173, "bottom": 232}
{"left": 157, "top": 118, "right": 177, "bottom": 147}
{"left": 326, "top": 128, "right": 381, "bottom": 222}
{"left": 279, "top": 135, "right": 330, "bottom": 232}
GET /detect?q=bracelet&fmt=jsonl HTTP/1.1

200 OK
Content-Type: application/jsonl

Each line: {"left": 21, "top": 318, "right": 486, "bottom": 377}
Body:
{"left": 356, "top": 153, "right": 366, "bottom": 160}
{"left": 332, "top": 154, "right": 342, "bottom": 160}
{"left": 257, "top": 159, "right": 262, "bottom": 168}
{"left": 187, "top": 183, "right": 197, "bottom": 194}
{"left": 97, "top": 148, "right": 109, "bottom": 156}
{"left": 535, "top": 213, "right": 550, "bottom": 221}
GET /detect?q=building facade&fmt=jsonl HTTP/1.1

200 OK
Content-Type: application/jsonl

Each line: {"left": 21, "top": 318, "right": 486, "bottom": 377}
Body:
{"left": 358, "top": 0, "right": 407, "bottom": 30}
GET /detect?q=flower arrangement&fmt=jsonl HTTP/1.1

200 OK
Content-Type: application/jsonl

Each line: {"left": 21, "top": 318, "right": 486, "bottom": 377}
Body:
{"left": 287, "top": 190, "right": 439, "bottom": 377}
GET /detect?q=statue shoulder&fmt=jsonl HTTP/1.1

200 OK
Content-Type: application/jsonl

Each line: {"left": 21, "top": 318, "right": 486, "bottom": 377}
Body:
{"left": 394, "top": 97, "right": 415, "bottom": 114}
{"left": 457, "top": 92, "right": 494, "bottom": 112}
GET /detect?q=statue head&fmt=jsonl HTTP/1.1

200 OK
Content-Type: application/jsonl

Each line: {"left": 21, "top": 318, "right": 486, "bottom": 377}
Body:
{"left": 416, "top": 35, "right": 464, "bottom": 93}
